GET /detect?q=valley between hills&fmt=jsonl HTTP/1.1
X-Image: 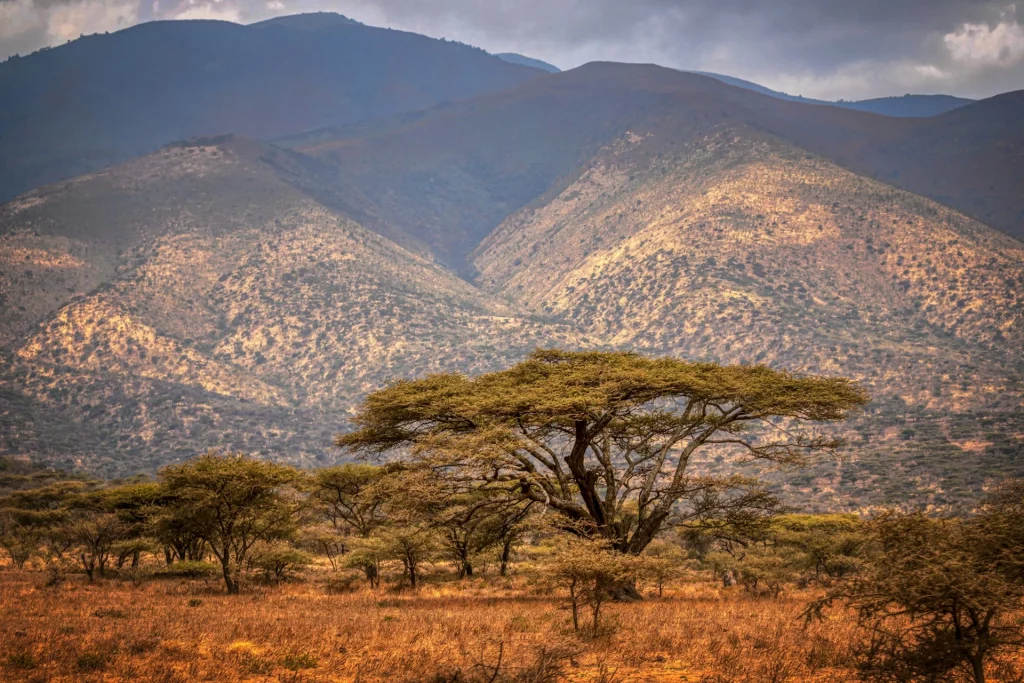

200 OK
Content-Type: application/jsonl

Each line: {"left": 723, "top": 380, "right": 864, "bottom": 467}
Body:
{"left": 0, "top": 52, "right": 1022, "bottom": 510}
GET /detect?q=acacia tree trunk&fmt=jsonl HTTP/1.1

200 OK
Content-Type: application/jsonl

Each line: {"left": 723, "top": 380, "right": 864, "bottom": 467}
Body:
{"left": 499, "top": 537, "right": 513, "bottom": 577}
{"left": 81, "top": 554, "right": 96, "bottom": 582}
{"left": 970, "top": 654, "right": 986, "bottom": 683}
{"left": 569, "top": 578, "right": 580, "bottom": 631}
{"left": 217, "top": 547, "right": 239, "bottom": 594}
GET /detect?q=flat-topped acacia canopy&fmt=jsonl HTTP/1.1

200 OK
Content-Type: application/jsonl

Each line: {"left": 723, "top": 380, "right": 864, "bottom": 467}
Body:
{"left": 338, "top": 350, "right": 868, "bottom": 555}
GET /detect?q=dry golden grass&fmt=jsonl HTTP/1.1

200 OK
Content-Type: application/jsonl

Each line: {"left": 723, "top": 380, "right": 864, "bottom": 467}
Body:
{"left": 0, "top": 567, "right": 867, "bottom": 683}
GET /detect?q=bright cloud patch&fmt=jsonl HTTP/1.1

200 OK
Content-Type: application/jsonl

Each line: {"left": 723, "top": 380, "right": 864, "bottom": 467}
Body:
{"left": 944, "top": 17, "right": 1024, "bottom": 67}
{"left": 169, "top": 0, "right": 242, "bottom": 21}
{"left": 46, "top": 0, "right": 138, "bottom": 41}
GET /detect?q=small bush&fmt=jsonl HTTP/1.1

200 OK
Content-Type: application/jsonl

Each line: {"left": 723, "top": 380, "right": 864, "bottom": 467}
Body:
{"left": 155, "top": 561, "right": 219, "bottom": 579}
{"left": 93, "top": 608, "right": 128, "bottom": 619}
{"left": 76, "top": 651, "right": 109, "bottom": 672}
{"left": 5, "top": 651, "right": 37, "bottom": 670}
{"left": 127, "top": 637, "right": 161, "bottom": 656}
{"left": 282, "top": 652, "right": 318, "bottom": 670}
{"left": 187, "top": 598, "right": 203, "bottom": 608}
{"left": 324, "top": 574, "right": 361, "bottom": 594}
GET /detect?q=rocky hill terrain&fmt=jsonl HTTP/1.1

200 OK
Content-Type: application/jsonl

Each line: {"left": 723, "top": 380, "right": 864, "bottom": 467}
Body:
{"left": 1, "top": 63, "right": 1022, "bottom": 508}
{"left": 0, "top": 137, "right": 585, "bottom": 474}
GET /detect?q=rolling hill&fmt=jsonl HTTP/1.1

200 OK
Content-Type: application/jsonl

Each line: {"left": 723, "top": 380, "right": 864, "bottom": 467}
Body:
{"left": 0, "top": 14, "right": 544, "bottom": 205}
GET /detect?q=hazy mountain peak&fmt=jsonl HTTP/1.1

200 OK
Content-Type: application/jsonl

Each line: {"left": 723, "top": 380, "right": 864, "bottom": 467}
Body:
{"left": 249, "top": 12, "right": 363, "bottom": 30}
{"left": 495, "top": 53, "right": 561, "bottom": 73}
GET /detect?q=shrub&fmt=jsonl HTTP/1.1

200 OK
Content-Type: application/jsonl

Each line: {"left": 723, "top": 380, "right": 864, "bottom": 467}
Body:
{"left": 76, "top": 651, "right": 109, "bottom": 672}
{"left": 154, "top": 560, "right": 219, "bottom": 579}
{"left": 324, "top": 573, "right": 361, "bottom": 594}
{"left": 5, "top": 651, "right": 37, "bottom": 670}
{"left": 282, "top": 652, "right": 318, "bottom": 670}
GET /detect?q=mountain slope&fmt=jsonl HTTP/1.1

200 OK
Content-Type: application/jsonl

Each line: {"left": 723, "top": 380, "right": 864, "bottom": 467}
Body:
{"left": 0, "top": 15, "right": 542, "bottom": 204}
{"left": 473, "top": 125, "right": 1024, "bottom": 506}
{"left": 0, "top": 137, "right": 586, "bottom": 474}
{"left": 2, "top": 62, "right": 1022, "bottom": 506}
{"left": 496, "top": 53, "right": 561, "bottom": 73}
{"left": 291, "top": 63, "right": 1024, "bottom": 257}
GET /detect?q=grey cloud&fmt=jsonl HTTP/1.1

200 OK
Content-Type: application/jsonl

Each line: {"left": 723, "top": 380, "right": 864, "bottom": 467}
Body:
{"left": 1, "top": 0, "right": 1023, "bottom": 98}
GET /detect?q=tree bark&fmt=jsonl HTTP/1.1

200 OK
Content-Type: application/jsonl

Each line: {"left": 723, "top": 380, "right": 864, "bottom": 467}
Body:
{"left": 220, "top": 557, "right": 238, "bottom": 594}
{"left": 499, "top": 537, "right": 513, "bottom": 577}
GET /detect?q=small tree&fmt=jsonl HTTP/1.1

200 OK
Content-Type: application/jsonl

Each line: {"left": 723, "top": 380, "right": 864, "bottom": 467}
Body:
{"left": 249, "top": 542, "right": 314, "bottom": 582}
{"left": 0, "top": 507, "right": 44, "bottom": 569}
{"left": 385, "top": 468, "right": 531, "bottom": 579}
{"left": 160, "top": 453, "right": 304, "bottom": 594}
{"left": 378, "top": 524, "right": 439, "bottom": 588}
{"left": 66, "top": 512, "right": 128, "bottom": 581}
{"left": 549, "top": 539, "right": 643, "bottom": 635}
{"left": 312, "top": 464, "right": 389, "bottom": 539}
{"left": 638, "top": 539, "right": 687, "bottom": 597}
{"left": 344, "top": 536, "right": 388, "bottom": 588}
{"left": 809, "top": 511, "right": 1024, "bottom": 683}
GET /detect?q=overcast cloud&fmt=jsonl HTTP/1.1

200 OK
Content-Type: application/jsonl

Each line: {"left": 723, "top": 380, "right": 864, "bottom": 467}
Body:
{"left": 1, "top": 0, "right": 1023, "bottom": 99}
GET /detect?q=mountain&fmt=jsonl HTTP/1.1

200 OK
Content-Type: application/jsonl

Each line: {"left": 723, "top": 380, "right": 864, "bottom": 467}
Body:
{"left": 692, "top": 71, "right": 974, "bottom": 117}
{"left": 0, "top": 136, "right": 586, "bottom": 475}
{"left": 495, "top": 53, "right": 561, "bottom": 73}
{"left": 0, "top": 15, "right": 542, "bottom": 204}
{"left": 286, "top": 63, "right": 1024, "bottom": 257}
{"left": 2, "top": 62, "right": 1022, "bottom": 507}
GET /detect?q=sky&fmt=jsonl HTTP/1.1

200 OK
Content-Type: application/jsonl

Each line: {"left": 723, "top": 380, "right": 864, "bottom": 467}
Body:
{"left": 1, "top": 0, "right": 1023, "bottom": 100}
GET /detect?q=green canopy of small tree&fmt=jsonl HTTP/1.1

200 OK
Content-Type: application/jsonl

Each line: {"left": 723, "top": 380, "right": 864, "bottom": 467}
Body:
{"left": 338, "top": 349, "right": 867, "bottom": 557}
{"left": 160, "top": 453, "right": 304, "bottom": 594}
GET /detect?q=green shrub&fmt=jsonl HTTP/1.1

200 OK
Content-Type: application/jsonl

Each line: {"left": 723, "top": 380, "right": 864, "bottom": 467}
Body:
{"left": 155, "top": 561, "right": 219, "bottom": 579}
{"left": 93, "top": 608, "right": 128, "bottom": 619}
{"left": 282, "top": 652, "right": 318, "bottom": 670}
{"left": 76, "top": 651, "right": 109, "bottom": 672}
{"left": 5, "top": 651, "right": 37, "bottom": 670}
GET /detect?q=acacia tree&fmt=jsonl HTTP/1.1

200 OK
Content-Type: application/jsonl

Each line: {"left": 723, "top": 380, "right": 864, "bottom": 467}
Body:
{"left": 312, "top": 464, "right": 390, "bottom": 539}
{"left": 338, "top": 350, "right": 867, "bottom": 571}
{"left": 809, "top": 509, "right": 1024, "bottom": 683}
{"left": 387, "top": 468, "right": 533, "bottom": 579}
{"left": 161, "top": 453, "right": 304, "bottom": 594}
{"left": 66, "top": 511, "right": 128, "bottom": 581}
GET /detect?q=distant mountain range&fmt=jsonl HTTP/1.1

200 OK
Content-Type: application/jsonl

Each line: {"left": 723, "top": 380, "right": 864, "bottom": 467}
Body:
{"left": 691, "top": 71, "right": 974, "bottom": 117}
{"left": 0, "top": 14, "right": 542, "bottom": 204}
{"left": 1, "top": 15, "right": 1023, "bottom": 507}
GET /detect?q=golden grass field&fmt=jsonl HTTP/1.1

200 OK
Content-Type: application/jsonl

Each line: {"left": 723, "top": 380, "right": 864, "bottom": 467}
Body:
{"left": 0, "top": 567, "right": 868, "bottom": 683}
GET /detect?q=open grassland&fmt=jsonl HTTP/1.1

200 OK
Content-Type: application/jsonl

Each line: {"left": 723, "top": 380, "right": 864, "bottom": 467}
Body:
{"left": 0, "top": 568, "right": 867, "bottom": 683}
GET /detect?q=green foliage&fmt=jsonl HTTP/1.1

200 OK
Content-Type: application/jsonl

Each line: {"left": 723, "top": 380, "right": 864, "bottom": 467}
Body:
{"left": 811, "top": 496, "right": 1024, "bottom": 683}
{"left": 311, "top": 464, "right": 389, "bottom": 538}
{"left": 339, "top": 349, "right": 867, "bottom": 556}
{"left": 154, "top": 560, "right": 220, "bottom": 579}
{"left": 249, "top": 542, "right": 314, "bottom": 582}
{"left": 547, "top": 538, "right": 645, "bottom": 634}
{"left": 160, "top": 452, "right": 304, "bottom": 593}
